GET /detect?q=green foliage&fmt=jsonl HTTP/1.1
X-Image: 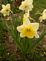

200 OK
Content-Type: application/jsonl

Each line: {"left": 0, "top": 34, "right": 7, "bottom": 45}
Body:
{"left": 0, "top": 0, "right": 46, "bottom": 61}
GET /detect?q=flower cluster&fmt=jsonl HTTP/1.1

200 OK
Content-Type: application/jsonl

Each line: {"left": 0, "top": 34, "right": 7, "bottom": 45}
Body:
{"left": 0, "top": 0, "right": 46, "bottom": 39}
{"left": 17, "top": 0, "right": 39, "bottom": 38}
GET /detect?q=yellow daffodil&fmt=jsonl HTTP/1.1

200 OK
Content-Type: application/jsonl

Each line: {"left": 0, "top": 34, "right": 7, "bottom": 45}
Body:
{"left": 19, "top": 0, "right": 33, "bottom": 12}
{"left": 39, "top": 9, "right": 46, "bottom": 22}
{"left": 17, "top": 21, "right": 39, "bottom": 38}
{"left": 0, "top": 4, "right": 11, "bottom": 16}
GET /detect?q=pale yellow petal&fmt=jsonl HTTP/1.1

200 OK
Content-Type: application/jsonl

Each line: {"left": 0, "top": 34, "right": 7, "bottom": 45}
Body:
{"left": 39, "top": 16, "right": 42, "bottom": 22}
{"left": 3, "top": 14, "right": 7, "bottom": 16}
{"left": 30, "top": 23, "right": 39, "bottom": 31}
{"left": 35, "top": 33, "right": 39, "bottom": 38}
{"left": 2, "top": 5, "right": 5, "bottom": 8}
{"left": 17, "top": 25, "right": 24, "bottom": 32}
{"left": 6, "top": 4, "right": 10, "bottom": 9}
{"left": 27, "top": 35, "right": 34, "bottom": 38}
{"left": 23, "top": 19, "right": 30, "bottom": 24}
{"left": 6, "top": 4, "right": 10, "bottom": 7}
{"left": 20, "top": 33, "right": 25, "bottom": 38}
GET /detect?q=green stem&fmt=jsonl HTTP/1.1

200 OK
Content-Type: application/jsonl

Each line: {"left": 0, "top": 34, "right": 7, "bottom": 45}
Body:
{"left": 27, "top": 30, "right": 46, "bottom": 53}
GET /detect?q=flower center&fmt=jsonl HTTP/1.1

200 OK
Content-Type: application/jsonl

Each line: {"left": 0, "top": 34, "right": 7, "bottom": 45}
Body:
{"left": 25, "top": 28, "right": 32, "bottom": 35}
{"left": 6, "top": 9, "right": 8, "bottom": 11}
{"left": 25, "top": 5, "right": 28, "bottom": 8}
{"left": 22, "top": 26, "right": 35, "bottom": 37}
{"left": 26, "top": 28, "right": 31, "bottom": 32}
{"left": 24, "top": 3, "right": 29, "bottom": 10}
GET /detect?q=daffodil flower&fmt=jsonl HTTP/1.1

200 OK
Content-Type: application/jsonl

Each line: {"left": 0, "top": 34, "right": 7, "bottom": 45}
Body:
{"left": 39, "top": 9, "right": 46, "bottom": 22}
{"left": 0, "top": 4, "right": 11, "bottom": 16}
{"left": 17, "top": 21, "right": 39, "bottom": 38}
{"left": 23, "top": 11, "right": 30, "bottom": 23}
{"left": 23, "top": 11, "right": 34, "bottom": 23}
{"left": 19, "top": 0, "right": 33, "bottom": 12}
